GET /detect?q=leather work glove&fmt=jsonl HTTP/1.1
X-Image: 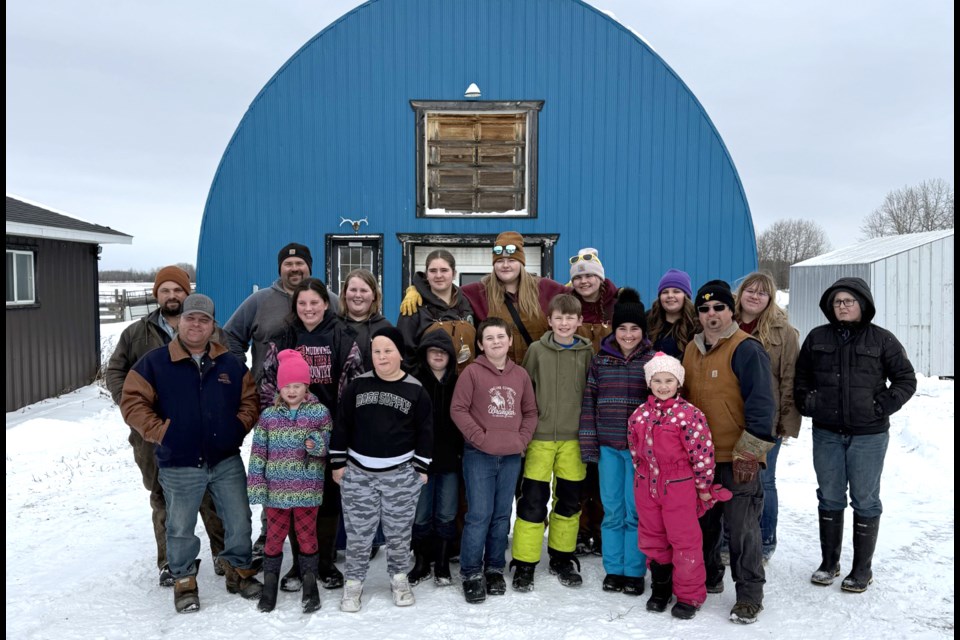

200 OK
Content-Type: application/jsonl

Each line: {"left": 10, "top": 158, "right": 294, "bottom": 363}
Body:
{"left": 731, "top": 431, "right": 775, "bottom": 485}
{"left": 399, "top": 286, "right": 423, "bottom": 316}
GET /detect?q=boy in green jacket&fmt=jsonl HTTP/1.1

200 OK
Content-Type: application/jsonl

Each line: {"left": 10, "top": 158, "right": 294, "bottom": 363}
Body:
{"left": 510, "top": 294, "right": 594, "bottom": 591}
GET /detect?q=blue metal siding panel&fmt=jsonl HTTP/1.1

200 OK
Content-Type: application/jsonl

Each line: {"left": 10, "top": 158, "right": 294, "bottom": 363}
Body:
{"left": 198, "top": 0, "right": 756, "bottom": 318}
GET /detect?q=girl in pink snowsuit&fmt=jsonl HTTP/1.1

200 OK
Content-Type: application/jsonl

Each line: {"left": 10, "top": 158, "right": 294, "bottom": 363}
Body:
{"left": 628, "top": 352, "right": 730, "bottom": 620}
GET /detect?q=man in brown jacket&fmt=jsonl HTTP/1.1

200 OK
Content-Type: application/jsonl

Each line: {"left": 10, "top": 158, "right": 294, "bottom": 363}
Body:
{"left": 105, "top": 266, "right": 225, "bottom": 586}
{"left": 121, "top": 294, "right": 262, "bottom": 613}
{"left": 682, "top": 280, "right": 776, "bottom": 625}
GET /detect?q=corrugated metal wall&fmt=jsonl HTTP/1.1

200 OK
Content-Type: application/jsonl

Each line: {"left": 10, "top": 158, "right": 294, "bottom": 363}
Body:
{"left": 198, "top": 0, "right": 757, "bottom": 318}
{"left": 789, "top": 235, "right": 954, "bottom": 377}
{"left": 5, "top": 236, "right": 99, "bottom": 411}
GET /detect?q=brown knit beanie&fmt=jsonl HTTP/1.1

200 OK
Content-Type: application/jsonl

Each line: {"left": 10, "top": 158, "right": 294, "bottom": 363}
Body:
{"left": 153, "top": 266, "right": 192, "bottom": 298}
{"left": 492, "top": 231, "right": 526, "bottom": 266}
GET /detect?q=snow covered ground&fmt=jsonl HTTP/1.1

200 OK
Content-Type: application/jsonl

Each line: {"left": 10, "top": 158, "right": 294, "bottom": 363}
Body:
{"left": 5, "top": 322, "right": 954, "bottom": 639}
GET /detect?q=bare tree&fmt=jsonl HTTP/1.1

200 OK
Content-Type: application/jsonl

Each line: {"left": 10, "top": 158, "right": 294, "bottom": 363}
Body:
{"left": 757, "top": 219, "right": 830, "bottom": 289}
{"left": 861, "top": 179, "right": 954, "bottom": 239}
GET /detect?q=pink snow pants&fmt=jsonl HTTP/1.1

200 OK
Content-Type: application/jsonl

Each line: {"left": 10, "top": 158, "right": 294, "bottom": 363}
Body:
{"left": 635, "top": 464, "right": 706, "bottom": 606}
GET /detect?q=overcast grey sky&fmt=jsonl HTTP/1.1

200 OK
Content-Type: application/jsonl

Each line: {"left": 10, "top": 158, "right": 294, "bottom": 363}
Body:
{"left": 6, "top": 0, "right": 954, "bottom": 270}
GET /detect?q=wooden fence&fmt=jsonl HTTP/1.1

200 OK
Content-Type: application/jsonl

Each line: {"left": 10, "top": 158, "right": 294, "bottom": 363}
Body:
{"left": 99, "top": 288, "right": 158, "bottom": 323}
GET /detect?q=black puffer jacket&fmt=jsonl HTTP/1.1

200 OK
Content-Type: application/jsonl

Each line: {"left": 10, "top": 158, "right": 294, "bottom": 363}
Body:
{"left": 412, "top": 330, "right": 463, "bottom": 474}
{"left": 794, "top": 277, "right": 916, "bottom": 435}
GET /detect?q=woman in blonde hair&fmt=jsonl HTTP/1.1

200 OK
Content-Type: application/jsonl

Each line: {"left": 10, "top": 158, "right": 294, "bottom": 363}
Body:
{"left": 734, "top": 272, "right": 801, "bottom": 562}
{"left": 452, "top": 231, "right": 567, "bottom": 363}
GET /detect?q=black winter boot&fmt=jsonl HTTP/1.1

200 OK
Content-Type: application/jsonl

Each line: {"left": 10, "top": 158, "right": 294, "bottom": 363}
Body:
{"left": 462, "top": 574, "right": 485, "bottom": 603}
{"left": 841, "top": 514, "right": 880, "bottom": 593}
{"left": 258, "top": 554, "right": 282, "bottom": 612}
{"left": 408, "top": 538, "right": 433, "bottom": 586}
{"left": 671, "top": 601, "right": 698, "bottom": 619}
{"left": 646, "top": 561, "right": 673, "bottom": 612}
{"left": 299, "top": 552, "right": 321, "bottom": 613}
{"left": 434, "top": 538, "right": 453, "bottom": 586}
{"left": 510, "top": 559, "right": 537, "bottom": 592}
{"left": 622, "top": 574, "right": 645, "bottom": 596}
{"left": 316, "top": 513, "right": 344, "bottom": 589}
{"left": 811, "top": 510, "right": 845, "bottom": 586}
{"left": 548, "top": 549, "right": 582, "bottom": 587}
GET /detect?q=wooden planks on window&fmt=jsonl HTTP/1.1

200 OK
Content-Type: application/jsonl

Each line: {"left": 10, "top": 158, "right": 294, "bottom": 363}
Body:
{"left": 426, "top": 113, "right": 526, "bottom": 212}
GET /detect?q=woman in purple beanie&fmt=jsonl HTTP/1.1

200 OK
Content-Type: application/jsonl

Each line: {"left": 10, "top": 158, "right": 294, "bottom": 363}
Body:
{"left": 647, "top": 269, "right": 697, "bottom": 359}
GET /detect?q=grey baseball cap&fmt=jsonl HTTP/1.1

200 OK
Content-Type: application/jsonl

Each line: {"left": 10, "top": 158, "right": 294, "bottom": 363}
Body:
{"left": 181, "top": 293, "right": 215, "bottom": 320}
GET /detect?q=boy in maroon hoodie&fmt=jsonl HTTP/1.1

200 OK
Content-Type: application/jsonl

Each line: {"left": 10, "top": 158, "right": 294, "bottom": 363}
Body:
{"left": 451, "top": 318, "right": 538, "bottom": 604}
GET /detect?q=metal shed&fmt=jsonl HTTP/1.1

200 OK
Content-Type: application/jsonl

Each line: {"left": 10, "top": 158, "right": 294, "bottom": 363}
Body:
{"left": 789, "top": 229, "right": 954, "bottom": 377}
{"left": 5, "top": 195, "right": 132, "bottom": 411}
{"left": 197, "top": 0, "right": 758, "bottom": 319}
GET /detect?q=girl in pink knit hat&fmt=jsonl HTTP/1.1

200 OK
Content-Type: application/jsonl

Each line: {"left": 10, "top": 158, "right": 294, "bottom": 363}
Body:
{"left": 627, "top": 352, "right": 730, "bottom": 620}
{"left": 247, "top": 349, "right": 332, "bottom": 614}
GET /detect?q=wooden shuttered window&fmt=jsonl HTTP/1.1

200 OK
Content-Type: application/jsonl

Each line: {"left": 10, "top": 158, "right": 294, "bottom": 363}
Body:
{"left": 411, "top": 100, "right": 542, "bottom": 217}
{"left": 427, "top": 113, "right": 526, "bottom": 213}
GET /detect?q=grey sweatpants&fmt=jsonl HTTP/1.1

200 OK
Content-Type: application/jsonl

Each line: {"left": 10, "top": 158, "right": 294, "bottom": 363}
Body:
{"left": 341, "top": 462, "right": 422, "bottom": 581}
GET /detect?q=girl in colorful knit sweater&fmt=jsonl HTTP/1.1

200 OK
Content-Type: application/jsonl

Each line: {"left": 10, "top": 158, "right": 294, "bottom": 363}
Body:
{"left": 578, "top": 289, "right": 655, "bottom": 595}
{"left": 627, "top": 352, "right": 730, "bottom": 620}
{"left": 247, "top": 349, "right": 331, "bottom": 614}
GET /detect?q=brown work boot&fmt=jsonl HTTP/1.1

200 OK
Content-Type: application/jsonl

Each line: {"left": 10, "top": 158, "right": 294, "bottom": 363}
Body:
{"left": 224, "top": 562, "right": 263, "bottom": 599}
{"left": 174, "top": 575, "right": 200, "bottom": 613}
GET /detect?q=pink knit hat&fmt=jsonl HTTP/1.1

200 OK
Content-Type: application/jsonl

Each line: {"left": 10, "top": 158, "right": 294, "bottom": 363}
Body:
{"left": 643, "top": 351, "right": 685, "bottom": 386}
{"left": 277, "top": 349, "right": 310, "bottom": 389}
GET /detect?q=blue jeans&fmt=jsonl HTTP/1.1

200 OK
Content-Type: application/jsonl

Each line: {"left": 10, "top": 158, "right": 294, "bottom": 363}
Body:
{"left": 459, "top": 445, "right": 521, "bottom": 578}
{"left": 158, "top": 455, "right": 253, "bottom": 578}
{"left": 413, "top": 471, "right": 460, "bottom": 541}
{"left": 813, "top": 428, "right": 889, "bottom": 518}
{"left": 598, "top": 447, "right": 646, "bottom": 578}
{"left": 759, "top": 437, "right": 782, "bottom": 550}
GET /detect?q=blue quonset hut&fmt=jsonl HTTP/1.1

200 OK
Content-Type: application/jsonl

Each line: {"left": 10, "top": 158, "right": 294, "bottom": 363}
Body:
{"left": 198, "top": 0, "right": 757, "bottom": 318}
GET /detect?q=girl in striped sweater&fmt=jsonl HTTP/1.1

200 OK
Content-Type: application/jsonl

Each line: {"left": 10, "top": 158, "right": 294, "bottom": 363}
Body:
{"left": 578, "top": 289, "right": 655, "bottom": 596}
{"left": 247, "top": 349, "right": 332, "bottom": 614}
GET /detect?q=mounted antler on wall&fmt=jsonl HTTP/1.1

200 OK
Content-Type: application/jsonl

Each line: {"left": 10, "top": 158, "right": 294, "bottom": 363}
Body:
{"left": 339, "top": 217, "right": 369, "bottom": 234}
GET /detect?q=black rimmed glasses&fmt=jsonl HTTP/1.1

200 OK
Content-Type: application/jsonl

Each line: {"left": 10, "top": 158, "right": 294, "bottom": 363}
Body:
{"left": 492, "top": 244, "right": 518, "bottom": 256}
{"left": 832, "top": 298, "right": 858, "bottom": 308}
{"left": 697, "top": 303, "right": 728, "bottom": 314}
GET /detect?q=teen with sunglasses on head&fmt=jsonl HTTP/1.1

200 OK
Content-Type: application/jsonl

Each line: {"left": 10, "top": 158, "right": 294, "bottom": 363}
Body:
{"left": 400, "top": 232, "right": 566, "bottom": 364}
{"left": 568, "top": 247, "right": 620, "bottom": 353}
{"left": 463, "top": 232, "right": 568, "bottom": 363}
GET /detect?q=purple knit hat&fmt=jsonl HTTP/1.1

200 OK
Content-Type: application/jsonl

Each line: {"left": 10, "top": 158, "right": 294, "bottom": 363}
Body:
{"left": 657, "top": 269, "right": 693, "bottom": 299}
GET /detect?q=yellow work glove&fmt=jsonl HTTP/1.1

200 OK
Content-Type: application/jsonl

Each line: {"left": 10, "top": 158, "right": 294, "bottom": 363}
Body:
{"left": 399, "top": 285, "right": 423, "bottom": 316}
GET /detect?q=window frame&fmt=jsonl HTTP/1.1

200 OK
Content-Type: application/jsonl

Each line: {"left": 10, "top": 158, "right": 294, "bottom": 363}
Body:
{"left": 324, "top": 234, "right": 384, "bottom": 297}
{"left": 411, "top": 100, "right": 544, "bottom": 218}
{"left": 6, "top": 248, "right": 37, "bottom": 307}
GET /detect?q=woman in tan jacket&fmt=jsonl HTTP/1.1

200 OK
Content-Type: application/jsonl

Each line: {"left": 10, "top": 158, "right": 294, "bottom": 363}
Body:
{"left": 734, "top": 272, "right": 800, "bottom": 562}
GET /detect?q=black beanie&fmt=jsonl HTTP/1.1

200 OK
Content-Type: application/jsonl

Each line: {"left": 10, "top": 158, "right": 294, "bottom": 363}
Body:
{"left": 695, "top": 279, "right": 735, "bottom": 310}
{"left": 277, "top": 243, "right": 313, "bottom": 273}
{"left": 372, "top": 326, "right": 406, "bottom": 354}
{"left": 612, "top": 288, "right": 647, "bottom": 333}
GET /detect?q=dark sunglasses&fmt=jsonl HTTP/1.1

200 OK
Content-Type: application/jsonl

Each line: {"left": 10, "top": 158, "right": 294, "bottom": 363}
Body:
{"left": 697, "top": 303, "right": 728, "bottom": 314}
{"left": 492, "top": 244, "right": 518, "bottom": 256}
{"left": 569, "top": 253, "right": 598, "bottom": 265}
